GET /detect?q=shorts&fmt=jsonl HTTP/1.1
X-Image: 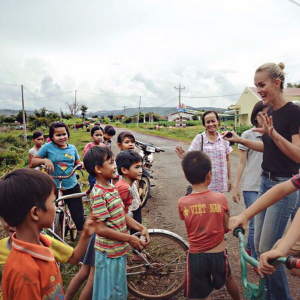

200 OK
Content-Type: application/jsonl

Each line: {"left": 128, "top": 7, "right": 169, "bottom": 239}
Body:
{"left": 88, "top": 174, "right": 96, "bottom": 190}
{"left": 62, "top": 183, "right": 85, "bottom": 231}
{"left": 93, "top": 251, "right": 127, "bottom": 300}
{"left": 185, "top": 250, "right": 231, "bottom": 299}
{"left": 82, "top": 233, "right": 96, "bottom": 266}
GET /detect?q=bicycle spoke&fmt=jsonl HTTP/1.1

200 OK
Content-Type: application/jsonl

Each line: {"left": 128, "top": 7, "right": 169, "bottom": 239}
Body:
{"left": 127, "top": 232, "right": 188, "bottom": 299}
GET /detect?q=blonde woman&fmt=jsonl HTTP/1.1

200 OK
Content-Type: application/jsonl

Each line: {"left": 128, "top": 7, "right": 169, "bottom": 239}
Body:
{"left": 225, "top": 62, "right": 300, "bottom": 300}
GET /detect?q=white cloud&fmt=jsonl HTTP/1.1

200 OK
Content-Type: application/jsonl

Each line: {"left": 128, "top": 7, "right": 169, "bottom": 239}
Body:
{"left": 0, "top": 0, "right": 300, "bottom": 114}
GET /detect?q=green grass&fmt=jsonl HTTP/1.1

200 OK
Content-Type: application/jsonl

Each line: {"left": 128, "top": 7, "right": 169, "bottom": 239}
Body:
{"left": 116, "top": 122, "right": 239, "bottom": 155}
{"left": 0, "top": 123, "right": 239, "bottom": 299}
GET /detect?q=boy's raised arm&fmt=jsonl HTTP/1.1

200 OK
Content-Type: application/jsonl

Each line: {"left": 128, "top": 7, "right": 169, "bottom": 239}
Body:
{"left": 230, "top": 179, "right": 297, "bottom": 232}
{"left": 125, "top": 214, "right": 150, "bottom": 244}
{"left": 94, "top": 219, "right": 146, "bottom": 250}
{"left": 223, "top": 211, "right": 230, "bottom": 233}
{"left": 67, "top": 215, "right": 95, "bottom": 265}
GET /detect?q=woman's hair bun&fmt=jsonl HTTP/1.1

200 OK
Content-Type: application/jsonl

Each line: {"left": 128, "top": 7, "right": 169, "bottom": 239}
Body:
{"left": 278, "top": 62, "right": 285, "bottom": 70}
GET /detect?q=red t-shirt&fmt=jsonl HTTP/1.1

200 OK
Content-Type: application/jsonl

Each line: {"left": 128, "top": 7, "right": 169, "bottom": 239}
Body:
{"left": 115, "top": 180, "right": 133, "bottom": 213}
{"left": 178, "top": 190, "right": 229, "bottom": 253}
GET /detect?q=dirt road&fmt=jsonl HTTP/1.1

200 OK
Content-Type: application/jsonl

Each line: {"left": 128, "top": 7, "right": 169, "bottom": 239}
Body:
{"left": 112, "top": 128, "right": 299, "bottom": 300}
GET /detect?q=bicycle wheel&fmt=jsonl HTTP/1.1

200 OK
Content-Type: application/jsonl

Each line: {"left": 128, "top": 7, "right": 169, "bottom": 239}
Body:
{"left": 127, "top": 230, "right": 188, "bottom": 299}
{"left": 139, "top": 175, "right": 150, "bottom": 208}
{"left": 54, "top": 211, "right": 65, "bottom": 240}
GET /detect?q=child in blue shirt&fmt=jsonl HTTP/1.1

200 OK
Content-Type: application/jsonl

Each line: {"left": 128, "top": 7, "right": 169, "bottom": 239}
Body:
{"left": 32, "top": 121, "right": 85, "bottom": 234}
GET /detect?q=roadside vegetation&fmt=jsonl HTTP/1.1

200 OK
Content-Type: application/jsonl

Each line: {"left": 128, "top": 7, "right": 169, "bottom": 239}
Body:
{"left": 0, "top": 109, "right": 253, "bottom": 299}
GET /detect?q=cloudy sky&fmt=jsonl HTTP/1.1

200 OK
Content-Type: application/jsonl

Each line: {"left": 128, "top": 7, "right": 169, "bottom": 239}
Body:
{"left": 1, "top": 0, "right": 300, "bottom": 114}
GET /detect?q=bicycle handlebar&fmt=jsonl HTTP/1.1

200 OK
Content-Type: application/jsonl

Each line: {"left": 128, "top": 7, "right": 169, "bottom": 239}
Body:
{"left": 41, "top": 163, "right": 83, "bottom": 180}
{"left": 135, "top": 140, "right": 165, "bottom": 153}
{"left": 55, "top": 192, "right": 86, "bottom": 204}
{"left": 233, "top": 226, "right": 300, "bottom": 270}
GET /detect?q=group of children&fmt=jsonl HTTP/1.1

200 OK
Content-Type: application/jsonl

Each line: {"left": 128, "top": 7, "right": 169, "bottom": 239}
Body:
{"left": 2, "top": 117, "right": 300, "bottom": 300}
{"left": 0, "top": 122, "right": 152, "bottom": 300}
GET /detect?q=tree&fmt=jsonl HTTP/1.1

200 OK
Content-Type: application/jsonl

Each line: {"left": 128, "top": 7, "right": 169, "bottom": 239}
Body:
{"left": 34, "top": 107, "right": 47, "bottom": 117}
{"left": 61, "top": 111, "right": 72, "bottom": 120}
{"left": 65, "top": 100, "right": 80, "bottom": 117}
{"left": 16, "top": 110, "right": 26, "bottom": 123}
{"left": 287, "top": 83, "right": 300, "bottom": 88}
{"left": 81, "top": 105, "right": 88, "bottom": 120}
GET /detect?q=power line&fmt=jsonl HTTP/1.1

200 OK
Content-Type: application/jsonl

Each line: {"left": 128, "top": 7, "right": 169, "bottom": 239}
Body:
{"left": 26, "top": 91, "right": 74, "bottom": 100}
{"left": 157, "top": 96, "right": 178, "bottom": 107}
{"left": 77, "top": 90, "right": 132, "bottom": 98}
{"left": 278, "top": 51, "right": 300, "bottom": 58}
{"left": 182, "top": 92, "right": 246, "bottom": 99}
{"left": 286, "top": 64, "right": 300, "bottom": 69}
{"left": 0, "top": 82, "right": 20, "bottom": 87}
{"left": 285, "top": 57, "right": 300, "bottom": 63}
{"left": 23, "top": 87, "right": 38, "bottom": 99}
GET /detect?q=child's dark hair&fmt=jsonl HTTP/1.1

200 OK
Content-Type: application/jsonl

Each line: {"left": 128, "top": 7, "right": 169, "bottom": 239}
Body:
{"left": 250, "top": 101, "right": 271, "bottom": 127}
{"left": 182, "top": 151, "right": 211, "bottom": 184}
{"left": 49, "top": 121, "right": 70, "bottom": 141}
{"left": 117, "top": 131, "right": 135, "bottom": 144}
{"left": 104, "top": 125, "right": 116, "bottom": 136}
{"left": 0, "top": 169, "right": 57, "bottom": 227}
{"left": 116, "top": 150, "right": 142, "bottom": 175}
{"left": 83, "top": 146, "right": 113, "bottom": 176}
{"left": 91, "top": 126, "right": 104, "bottom": 136}
{"left": 201, "top": 110, "right": 220, "bottom": 126}
{"left": 32, "top": 131, "right": 43, "bottom": 139}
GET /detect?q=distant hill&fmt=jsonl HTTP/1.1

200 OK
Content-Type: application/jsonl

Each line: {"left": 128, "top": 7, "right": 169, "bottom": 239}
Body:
{"left": 0, "top": 106, "right": 227, "bottom": 118}
{"left": 87, "top": 106, "right": 227, "bottom": 118}
{"left": 0, "top": 109, "right": 35, "bottom": 116}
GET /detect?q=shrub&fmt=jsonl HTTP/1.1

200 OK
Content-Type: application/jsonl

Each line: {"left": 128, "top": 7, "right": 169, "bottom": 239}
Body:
{"left": 234, "top": 125, "right": 253, "bottom": 136}
{"left": 0, "top": 150, "right": 20, "bottom": 166}
{"left": 0, "top": 135, "right": 27, "bottom": 148}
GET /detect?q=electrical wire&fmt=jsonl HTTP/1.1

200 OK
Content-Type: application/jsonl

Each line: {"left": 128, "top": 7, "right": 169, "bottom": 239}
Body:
{"left": 23, "top": 87, "right": 38, "bottom": 99}
{"left": 157, "top": 96, "right": 178, "bottom": 107}
{"left": 182, "top": 92, "right": 249, "bottom": 99}
{"left": 26, "top": 91, "right": 74, "bottom": 100}
{"left": 77, "top": 90, "right": 133, "bottom": 98}
{"left": 0, "top": 82, "right": 20, "bottom": 87}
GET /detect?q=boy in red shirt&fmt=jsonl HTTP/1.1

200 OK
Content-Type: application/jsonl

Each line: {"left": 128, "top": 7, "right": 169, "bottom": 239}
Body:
{"left": 115, "top": 150, "right": 143, "bottom": 215}
{"left": 0, "top": 169, "right": 95, "bottom": 300}
{"left": 178, "top": 151, "right": 240, "bottom": 300}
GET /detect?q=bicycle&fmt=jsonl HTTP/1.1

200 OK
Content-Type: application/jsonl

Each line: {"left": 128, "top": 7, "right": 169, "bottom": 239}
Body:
{"left": 233, "top": 227, "right": 300, "bottom": 300}
{"left": 127, "top": 228, "right": 188, "bottom": 299}
{"left": 43, "top": 164, "right": 86, "bottom": 242}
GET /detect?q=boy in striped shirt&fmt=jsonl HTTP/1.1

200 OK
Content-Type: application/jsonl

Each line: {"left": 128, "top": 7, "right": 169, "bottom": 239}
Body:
{"left": 83, "top": 146, "right": 150, "bottom": 300}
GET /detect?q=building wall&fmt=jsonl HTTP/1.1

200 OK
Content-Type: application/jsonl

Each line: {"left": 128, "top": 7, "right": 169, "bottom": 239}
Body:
{"left": 230, "top": 87, "right": 300, "bottom": 126}
{"left": 168, "top": 113, "right": 194, "bottom": 121}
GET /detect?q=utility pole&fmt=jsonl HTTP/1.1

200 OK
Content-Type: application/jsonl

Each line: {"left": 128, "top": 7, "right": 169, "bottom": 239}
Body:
{"left": 21, "top": 85, "right": 27, "bottom": 141}
{"left": 74, "top": 90, "right": 77, "bottom": 130}
{"left": 174, "top": 83, "right": 185, "bottom": 107}
{"left": 60, "top": 107, "right": 62, "bottom": 121}
{"left": 174, "top": 83, "right": 185, "bottom": 127}
{"left": 137, "top": 96, "right": 141, "bottom": 128}
{"left": 289, "top": 0, "right": 300, "bottom": 7}
{"left": 122, "top": 105, "right": 127, "bottom": 119}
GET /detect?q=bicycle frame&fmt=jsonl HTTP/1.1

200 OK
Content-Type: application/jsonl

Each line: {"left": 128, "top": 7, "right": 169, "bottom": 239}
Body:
{"left": 233, "top": 227, "right": 300, "bottom": 300}
{"left": 234, "top": 228, "right": 267, "bottom": 300}
{"left": 48, "top": 163, "right": 84, "bottom": 241}
{"left": 53, "top": 192, "right": 86, "bottom": 240}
